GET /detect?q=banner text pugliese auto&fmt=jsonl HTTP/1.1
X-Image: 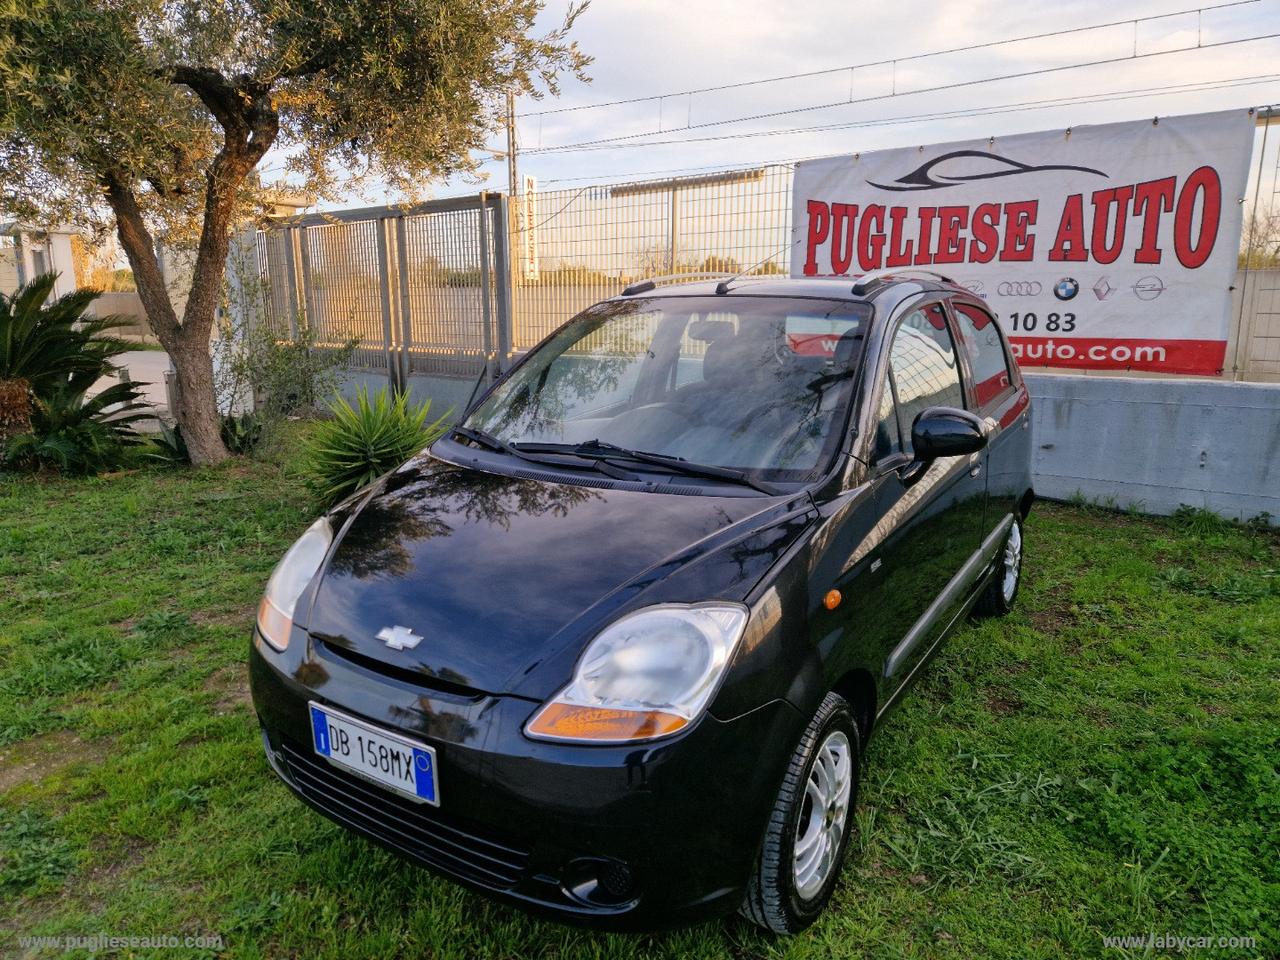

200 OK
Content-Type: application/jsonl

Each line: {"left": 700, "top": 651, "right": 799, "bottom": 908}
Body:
{"left": 791, "top": 110, "right": 1255, "bottom": 375}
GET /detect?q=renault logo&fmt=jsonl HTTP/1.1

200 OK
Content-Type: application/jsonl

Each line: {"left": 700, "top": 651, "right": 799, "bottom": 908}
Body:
{"left": 376, "top": 625, "right": 424, "bottom": 651}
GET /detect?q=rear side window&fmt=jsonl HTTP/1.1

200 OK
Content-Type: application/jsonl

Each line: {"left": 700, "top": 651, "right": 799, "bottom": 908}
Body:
{"left": 888, "top": 306, "right": 965, "bottom": 457}
{"left": 952, "top": 301, "right": 1015, "bottom": 409}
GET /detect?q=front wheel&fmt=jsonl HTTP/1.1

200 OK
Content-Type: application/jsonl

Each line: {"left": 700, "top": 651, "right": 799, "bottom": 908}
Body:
{"left": 740, "top": 692, "right": 861, "bottom": 934}
{"left": 975, "top": 517, "right": 1023, "bottom": 617}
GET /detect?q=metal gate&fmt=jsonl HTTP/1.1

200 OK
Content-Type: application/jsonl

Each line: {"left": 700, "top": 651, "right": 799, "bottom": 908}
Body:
{"left": 254, "top": 193, "right": 513, "bottom": 389}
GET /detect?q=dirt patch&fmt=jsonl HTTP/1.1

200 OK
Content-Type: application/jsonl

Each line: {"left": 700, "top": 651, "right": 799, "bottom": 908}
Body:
{"left": 203, "top": 664, "right": 253, "bottom": 714}
{"left": 984, "top": 688, "right": 1024, "bottom": 716}
{"left": 190, "top": 606, "right": 254, "bottom": 628}
{"left": 0, "top": 730, "right": 104, "bottom": 795}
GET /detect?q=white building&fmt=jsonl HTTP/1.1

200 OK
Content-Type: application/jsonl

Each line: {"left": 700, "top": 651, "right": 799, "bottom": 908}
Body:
{"left": 0, "top": 223, "right": 80, "bottom": 298}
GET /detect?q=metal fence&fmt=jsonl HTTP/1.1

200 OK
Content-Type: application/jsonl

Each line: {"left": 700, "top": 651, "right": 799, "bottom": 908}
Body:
{"left": 254, "top": 194, "right": 511, "bottom": 386}
{"left": 508, "top": 165, "right": 794, "bottom": 349}
{"left": 248, "top": 116, "right": 1280, "bottom": 386}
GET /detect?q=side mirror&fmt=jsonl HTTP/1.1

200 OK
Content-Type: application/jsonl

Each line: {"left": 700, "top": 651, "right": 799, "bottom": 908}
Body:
{"left": 912, "top": 406, "right": 987, "bottom": 460}
{"left": 900, "top": 406, "right": 987, "bottom": 485}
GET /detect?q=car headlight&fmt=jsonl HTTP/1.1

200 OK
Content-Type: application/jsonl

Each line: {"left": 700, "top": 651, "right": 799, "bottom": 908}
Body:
{"left": 525, "top": 603, "right": 749, "bottom": 744}
{"left": 256, "top": 518, "right": 333, "bottom": 651}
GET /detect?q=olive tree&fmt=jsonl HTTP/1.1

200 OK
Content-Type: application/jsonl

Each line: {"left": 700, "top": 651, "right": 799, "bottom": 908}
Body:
{"left": 0, "top": 0, "right": 588, "bottom": 463}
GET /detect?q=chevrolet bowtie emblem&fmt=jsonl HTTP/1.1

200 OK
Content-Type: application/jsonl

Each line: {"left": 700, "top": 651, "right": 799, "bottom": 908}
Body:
{"left": 376, "top": 625, "right": 423, "bottom": 651}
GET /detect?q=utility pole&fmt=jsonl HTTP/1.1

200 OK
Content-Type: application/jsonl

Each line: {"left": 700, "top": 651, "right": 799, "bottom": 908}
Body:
{"left": 505, "top": 90, "right": 519, "bottom": 200}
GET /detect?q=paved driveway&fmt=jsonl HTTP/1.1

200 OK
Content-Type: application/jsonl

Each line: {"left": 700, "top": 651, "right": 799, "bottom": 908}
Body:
{"left": 88, "top": 349, "right": 171, "bottom": 427}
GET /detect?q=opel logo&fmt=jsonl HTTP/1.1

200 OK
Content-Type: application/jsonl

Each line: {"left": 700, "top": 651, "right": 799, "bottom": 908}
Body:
{"left": 996, "top": 281, "right": 1042, "bottom": 297}
{"left": 1132, "top": 276, "right": 1165, "bottom": 301}
{"left": 376, "top": 625, "right": 424, "bottom": 651}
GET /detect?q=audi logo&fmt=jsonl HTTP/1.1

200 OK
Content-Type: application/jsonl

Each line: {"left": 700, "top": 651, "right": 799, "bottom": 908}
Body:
{"left": 996, "top": 281, "right": 1042, "bottom": 296}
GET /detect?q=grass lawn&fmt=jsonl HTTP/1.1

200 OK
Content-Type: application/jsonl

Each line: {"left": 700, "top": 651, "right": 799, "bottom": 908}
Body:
{"left": 1, "top": 436, "right": 1276, "bottom": 959}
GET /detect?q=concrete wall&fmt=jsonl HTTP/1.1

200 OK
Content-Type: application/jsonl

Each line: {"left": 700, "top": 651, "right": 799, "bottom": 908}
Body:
{"left": 336, "top": 369, "right": 477, "bottom": 423}
{"left": 87, "top": 291, "right": 158, "bottom": 343}
{"left": 1026, "top": 373, "right": 1280, "bottom": 524}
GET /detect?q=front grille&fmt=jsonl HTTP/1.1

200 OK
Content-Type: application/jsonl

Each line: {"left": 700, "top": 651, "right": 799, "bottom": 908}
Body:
{"left": 280, "top": 741, "right": 530, "bottom": 889}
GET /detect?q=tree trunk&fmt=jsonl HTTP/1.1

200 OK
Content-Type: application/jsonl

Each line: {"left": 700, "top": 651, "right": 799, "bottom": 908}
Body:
{"left": 100, "top": 71, "right": 277, "bottom": 467}
{"left": 0, "top": 378, "right": 32, "bottom": 441}
{"left": 169, "top": 326, "right": 225, "bottom": 463}
{"left": 104, "top": 173, "right": 231, "bottom": 465}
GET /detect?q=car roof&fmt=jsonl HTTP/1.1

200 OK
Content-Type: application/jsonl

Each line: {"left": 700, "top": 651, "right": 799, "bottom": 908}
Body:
{"left": 607, "top": 273, "right": 967, "bottom": 311}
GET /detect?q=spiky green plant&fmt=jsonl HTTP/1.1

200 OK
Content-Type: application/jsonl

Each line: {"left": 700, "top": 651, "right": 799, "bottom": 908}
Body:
{"left": 303, "top": 387, "right": 450, "bottom": 507}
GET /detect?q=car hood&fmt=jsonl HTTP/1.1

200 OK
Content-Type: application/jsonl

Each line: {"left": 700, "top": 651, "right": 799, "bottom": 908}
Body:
{"left": 303, "top": 451, "right": 813, "bottom": 700}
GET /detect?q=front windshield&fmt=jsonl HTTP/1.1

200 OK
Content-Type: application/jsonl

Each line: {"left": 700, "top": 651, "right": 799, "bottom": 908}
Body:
{"left": 464, "top": 295, "right": 871, "bottom": 482}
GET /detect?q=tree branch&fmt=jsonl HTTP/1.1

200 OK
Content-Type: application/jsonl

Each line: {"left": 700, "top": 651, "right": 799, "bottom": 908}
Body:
{"left": 101, "top": 170, "right": 181, "bottom": 347}
{"left": 162, "top": 65, "right": 247, "bottom": 135}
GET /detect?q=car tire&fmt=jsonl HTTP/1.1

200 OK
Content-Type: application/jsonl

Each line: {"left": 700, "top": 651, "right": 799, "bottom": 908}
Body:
{"left": 975, "top": 516, "right": 1023, "bottom": 617}
{"left": 740, "top": 692, "right": 861, "bottom": 934}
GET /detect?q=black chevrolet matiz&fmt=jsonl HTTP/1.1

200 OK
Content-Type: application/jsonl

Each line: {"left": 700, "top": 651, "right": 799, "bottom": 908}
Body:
{"left": 250, "top": 271, "right": 1034, "bottom": 934}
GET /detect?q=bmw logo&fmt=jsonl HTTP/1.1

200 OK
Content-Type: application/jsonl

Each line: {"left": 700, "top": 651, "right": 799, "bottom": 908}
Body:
{"left": 1053, "top": 278, "right": 1079, "bottom": 301}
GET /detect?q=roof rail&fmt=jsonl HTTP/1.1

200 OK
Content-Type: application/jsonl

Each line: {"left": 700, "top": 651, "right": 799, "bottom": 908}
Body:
{"left": 621, "top": 271, "right": 736, "bottom": 296}
{"left": 849, "top": 268, "right": 958, "bottom": 296}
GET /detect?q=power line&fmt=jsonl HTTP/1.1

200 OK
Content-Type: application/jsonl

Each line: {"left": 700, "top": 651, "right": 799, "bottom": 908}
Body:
{"left": 521, "top": 0, "right": 1259, "bottom": 118}
{"left": 525, "top": 30, "right": 1280, "bottom": 154}
{"left": 529, "top": 73, "right": 1280, "bottom": 159}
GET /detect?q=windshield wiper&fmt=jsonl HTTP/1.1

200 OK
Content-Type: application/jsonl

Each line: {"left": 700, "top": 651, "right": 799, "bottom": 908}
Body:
{"left": 450, "top": 426, "right": 641, "bottom": 481}
{"left": 512, "top": 439, "right": 783, "bottom": 495}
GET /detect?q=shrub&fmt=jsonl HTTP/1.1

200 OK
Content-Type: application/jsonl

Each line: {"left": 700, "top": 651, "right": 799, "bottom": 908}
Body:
{"left": 3, "top": 379, "right": 151, "bottom": 474}
{"left": 303, "top": 387, "right": 450, "bottom": 507}
{"left": 214, "top": 318, "right": 357, "bottom": 422}
{"left": 0, "top": 273, "right": 132, "bottom": 405}
{"left": 144, "top": 411, "right": 266, "bottom": 465}
{"left": 0, "top": 274, "right": 149, "bottom": 475}
{"left": 220, "top": 411, "right": 266, "bottom": 455}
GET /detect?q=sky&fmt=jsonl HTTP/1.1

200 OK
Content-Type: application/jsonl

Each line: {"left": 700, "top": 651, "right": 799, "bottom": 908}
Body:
{"left": 396, "top": 0, "right": 1280, "bottom": 204}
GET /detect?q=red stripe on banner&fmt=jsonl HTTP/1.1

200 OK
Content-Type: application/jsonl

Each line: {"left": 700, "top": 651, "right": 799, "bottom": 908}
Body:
{"left": 1008, "top": 337, "right": 1227, "bottom": 375}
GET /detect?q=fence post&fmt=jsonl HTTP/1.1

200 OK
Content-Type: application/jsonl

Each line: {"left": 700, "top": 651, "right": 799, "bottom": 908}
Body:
{"left": 668, "top": 186, "right": 679, "bottom": 273}
{"left": 395, "top": 215, "right": 413, "bottom": 390}
{"left": 477, "top": 192, "right": 496, "bottom": 384}
{"left": 492, "top": 194, "right": 514, "bottom": 370}
{"left": 374, "top": 216, "right": 400, "bottom": 393}
{"left": 283, "top": 227, "right": 302, "bottom": 340}
{"left": 296, "top": 226, "right": 316, "bottom": 337}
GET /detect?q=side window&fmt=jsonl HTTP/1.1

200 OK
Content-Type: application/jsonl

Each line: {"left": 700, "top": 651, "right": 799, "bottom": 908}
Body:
{"left": 873, "top": 371, "right": 902, "bottom": 462}
{"left": 952, "top": 301, "right": 1015, "bottom": 409}
{"left": 889, "top": 306, "right": 965, "bottom": 457}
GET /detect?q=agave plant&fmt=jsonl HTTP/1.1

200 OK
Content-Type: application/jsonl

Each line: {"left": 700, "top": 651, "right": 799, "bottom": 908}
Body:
{"left": 304, "top": 387, "right": 451, "bottom": 507}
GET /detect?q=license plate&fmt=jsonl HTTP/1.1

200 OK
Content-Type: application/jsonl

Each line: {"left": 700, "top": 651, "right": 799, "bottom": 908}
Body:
{"left": 308, "top": 702, "right": 439, "bottom": 806}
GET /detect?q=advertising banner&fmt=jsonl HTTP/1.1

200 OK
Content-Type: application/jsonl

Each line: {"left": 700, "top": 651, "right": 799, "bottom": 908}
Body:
{"left": 791, "top": 110, "right": 1255, "bottom": 374}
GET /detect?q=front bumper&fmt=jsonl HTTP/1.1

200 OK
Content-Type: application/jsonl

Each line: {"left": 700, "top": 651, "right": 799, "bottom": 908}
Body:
{"left": 249, "top": 629, "right": 803, "bottom": 930}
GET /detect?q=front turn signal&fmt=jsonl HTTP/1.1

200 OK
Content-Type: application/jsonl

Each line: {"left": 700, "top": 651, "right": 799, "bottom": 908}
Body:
{"left": 525, "top": 703, "right": 688, "bottom": 743}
